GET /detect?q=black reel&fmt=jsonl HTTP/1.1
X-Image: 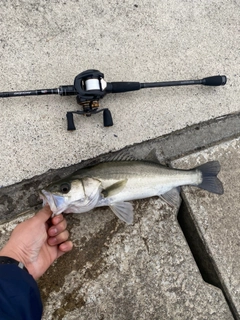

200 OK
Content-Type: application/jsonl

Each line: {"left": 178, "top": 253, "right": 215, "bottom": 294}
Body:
{"left": 0, "top": 69, "right": 227, "bottom": 130}
{"left": 67, "top": 69, "right": 113, "bottom": 130}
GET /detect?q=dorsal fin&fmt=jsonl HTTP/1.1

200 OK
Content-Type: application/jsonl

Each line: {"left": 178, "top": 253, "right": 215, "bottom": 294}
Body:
{"left": 144, "top": 148, "right": 160, "bottom": 164}
{"left": 104, "top": 149, "right": 137, "bottom": 162}
{"left": 103, "top": 148, "right": 160, "bottom": 164}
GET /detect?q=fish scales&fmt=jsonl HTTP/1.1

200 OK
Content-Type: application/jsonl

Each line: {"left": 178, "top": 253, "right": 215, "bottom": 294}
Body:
{"left": 75, "top": 162, "right": 201, "bottom": 197}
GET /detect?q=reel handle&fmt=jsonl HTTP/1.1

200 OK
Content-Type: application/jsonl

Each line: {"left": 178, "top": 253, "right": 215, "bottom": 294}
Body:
{"left": 66, "top": 108, "right": 113, "bottom": 130}
{"left": 66, "top": 112, "right": 76, "bottom": 131}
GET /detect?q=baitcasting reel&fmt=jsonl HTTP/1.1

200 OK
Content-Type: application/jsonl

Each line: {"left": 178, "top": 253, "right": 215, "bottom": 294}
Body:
{"left": 0, "top": 69, "right": 227, "bottom": 130}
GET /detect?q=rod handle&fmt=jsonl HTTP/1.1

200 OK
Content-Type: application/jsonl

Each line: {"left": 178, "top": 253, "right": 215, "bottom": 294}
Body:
{"left": 202, "top": 75, "right": 227, "bottom": 86}
{"left": 106, "top": 82, "right": 141, "bottom": 93}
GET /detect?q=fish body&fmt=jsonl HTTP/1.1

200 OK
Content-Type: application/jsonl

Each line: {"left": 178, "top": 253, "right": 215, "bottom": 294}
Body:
{"left": 40, "top": 158, "right": 223, "bottom": 224}
{"left": 77, "top": 161, "right": 201, "bottom": 202}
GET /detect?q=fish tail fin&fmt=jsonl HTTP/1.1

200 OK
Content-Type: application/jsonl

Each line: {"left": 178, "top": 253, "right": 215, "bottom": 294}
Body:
{"left": 194, "top": 161, "right": 224, "bottom": 195}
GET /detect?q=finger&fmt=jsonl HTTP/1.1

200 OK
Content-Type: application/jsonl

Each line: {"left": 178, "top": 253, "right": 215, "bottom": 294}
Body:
{"left": 35, "top": 205, "right": 53, "bottom": 223}
{"left": 48, "top": 219, "right": 67, "bottom": 237}
{"left": 56, "top": 241, "right": 73, "bottom": 259}
{"left": 51, "top": 214, "right": 64, "bottom": 226}
{"left": 59, "top": 241, "right": 73, "bottom": 253}
{"left": 48, "top": 230, "right": 69, "bottom": 246}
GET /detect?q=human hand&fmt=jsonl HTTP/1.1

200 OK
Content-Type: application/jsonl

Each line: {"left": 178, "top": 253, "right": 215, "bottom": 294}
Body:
{"left": 0, "top": 206, "right": 73, "bottom": 280}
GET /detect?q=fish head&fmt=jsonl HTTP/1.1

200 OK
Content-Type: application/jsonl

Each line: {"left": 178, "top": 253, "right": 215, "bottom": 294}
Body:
{"left": 40, "top": 177, "right": 101, "bottom": 216}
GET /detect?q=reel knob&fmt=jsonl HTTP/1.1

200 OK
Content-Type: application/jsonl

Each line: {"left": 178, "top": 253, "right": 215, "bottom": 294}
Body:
{"left": 66, "top": 112, "right": 76, "bottom": 131}
{"left": 103, "top": 109, "right": 113, "bottom": 127}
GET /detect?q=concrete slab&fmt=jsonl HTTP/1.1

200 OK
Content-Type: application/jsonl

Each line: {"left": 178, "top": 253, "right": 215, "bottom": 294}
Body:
{"left": 1, "top": 0, "right": 240, "bottom": 186}
{"left": 172, "top": 136, "right": 240, "bottom": 319}
{"left": 0, "top": 200, "right": 233, "bottom": 319}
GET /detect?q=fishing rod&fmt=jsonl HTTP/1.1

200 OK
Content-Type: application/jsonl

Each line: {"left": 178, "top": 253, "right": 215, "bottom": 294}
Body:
{"left": 0, "top": 69, "right": 227, "bottom": 130}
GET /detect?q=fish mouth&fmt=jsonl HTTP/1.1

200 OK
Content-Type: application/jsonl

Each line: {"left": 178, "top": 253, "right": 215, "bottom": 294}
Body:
{"left": 40, "top": 190, "right": 68, "bottom": 216}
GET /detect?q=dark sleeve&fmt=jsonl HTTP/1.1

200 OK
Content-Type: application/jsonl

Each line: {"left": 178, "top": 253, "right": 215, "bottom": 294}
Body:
{"left": 0, "top": 264, "right": 43, "bottom": 320}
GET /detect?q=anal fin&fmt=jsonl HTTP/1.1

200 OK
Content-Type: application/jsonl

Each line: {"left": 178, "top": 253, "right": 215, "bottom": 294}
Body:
{"left": 160, "top": 187, "right": 182, "bottom": 208}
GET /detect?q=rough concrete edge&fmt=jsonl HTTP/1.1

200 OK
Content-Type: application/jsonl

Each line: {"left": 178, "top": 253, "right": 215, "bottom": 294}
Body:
{"left": 177, "top": 198, "right": 239, "bottom": 320}
{"left": 1, "top": 110, "right": 240, "bottom": 222}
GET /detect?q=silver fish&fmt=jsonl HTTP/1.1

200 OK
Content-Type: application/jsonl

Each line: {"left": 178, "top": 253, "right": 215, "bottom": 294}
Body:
{"left": 40, "top": 153, "right": 223, "bottom": 224}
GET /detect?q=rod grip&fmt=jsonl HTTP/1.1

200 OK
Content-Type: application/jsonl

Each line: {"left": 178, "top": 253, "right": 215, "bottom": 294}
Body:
{"left": 202, "top": 75, "right": 227, "bottom": 86}
{"left": 66, "top": 112, "right": 76, "bottom": 131}
{"left": 106, "top": 82, "right": 141, "bottom": 93}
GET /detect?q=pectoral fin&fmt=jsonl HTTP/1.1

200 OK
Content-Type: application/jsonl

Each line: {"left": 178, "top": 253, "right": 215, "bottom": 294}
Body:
{"left": 109, "top": 202, "right": 134, "bottom": 225}
{"left": 102, "top": 179, "right": 128, "bottom": 197}
{"left": 160, "top": 187, "right": 182, "bottom": 208}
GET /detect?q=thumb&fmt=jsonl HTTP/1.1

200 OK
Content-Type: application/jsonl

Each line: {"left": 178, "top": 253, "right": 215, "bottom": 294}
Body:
{"left": 35, "top": 205, "right": 53, "bottom": 222}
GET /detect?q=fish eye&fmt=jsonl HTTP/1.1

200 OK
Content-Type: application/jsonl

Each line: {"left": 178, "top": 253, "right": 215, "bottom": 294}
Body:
{"left": 60, "top": 182, "right": 71, "bottom": 194}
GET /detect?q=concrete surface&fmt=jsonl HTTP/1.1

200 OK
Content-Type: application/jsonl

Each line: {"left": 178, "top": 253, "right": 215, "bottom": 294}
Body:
{"left": 1, "top": 0, "right": 240, "bottom": 187}
{"left": 173, "top": 136, "right": 240, "bottom": 319}
{"left": 0, "top": 199, "right": 233, "bottom": 320}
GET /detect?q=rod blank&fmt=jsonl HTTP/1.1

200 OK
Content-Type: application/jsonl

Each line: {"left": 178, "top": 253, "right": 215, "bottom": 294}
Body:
{"left": 0, "top": 88, "right": 58, "bottom": 98}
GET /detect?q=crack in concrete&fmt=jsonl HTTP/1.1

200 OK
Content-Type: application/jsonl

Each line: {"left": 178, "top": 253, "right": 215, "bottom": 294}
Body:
{"left": 178, "top": 198, "right": 239, "bottom": 320}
